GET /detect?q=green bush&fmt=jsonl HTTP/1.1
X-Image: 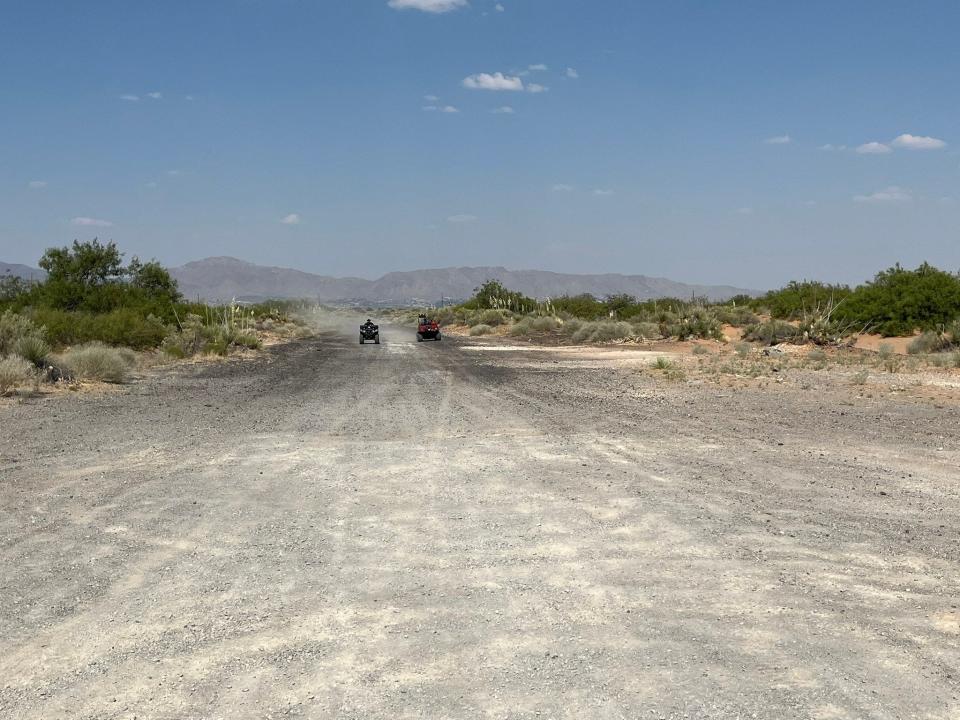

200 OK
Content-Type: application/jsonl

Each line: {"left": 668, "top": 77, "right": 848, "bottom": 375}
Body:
{"left": 571, "top": 321, "right": 633, "bottom": 344}
{"left": 631, "top": 321, "right": 660, "bottom": 339}
{"left": 834, "top": 263, "right": 960, "bottom": 336}
{"left": 29, "top": 308, "right": 169, "bottom": 349}
{"left": 469, "top": 323, "right": 493, "bottom": 336}
{"left": 759, "top": 281, "right": 852, "bottom": 320}
{"left": 0, "top": 356, "right": 33, "bottom": 394}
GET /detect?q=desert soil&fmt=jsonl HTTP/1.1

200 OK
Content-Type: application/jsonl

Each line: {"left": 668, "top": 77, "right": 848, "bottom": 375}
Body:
{"left": 1, "top": 322, "right": 958, "bottom": 719}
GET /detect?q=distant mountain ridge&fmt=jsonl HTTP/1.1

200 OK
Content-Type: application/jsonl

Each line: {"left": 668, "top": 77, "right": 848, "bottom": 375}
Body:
{"left": 170, "top": 256, "right": 753, "bottom": 304}
{"left": 1, "top": 263, "right": 45, "bottom": 282}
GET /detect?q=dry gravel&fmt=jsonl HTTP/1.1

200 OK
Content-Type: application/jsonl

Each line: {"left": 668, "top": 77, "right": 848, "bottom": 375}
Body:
{"left": 1, "top": 323, "right": 959, "bottom": 719}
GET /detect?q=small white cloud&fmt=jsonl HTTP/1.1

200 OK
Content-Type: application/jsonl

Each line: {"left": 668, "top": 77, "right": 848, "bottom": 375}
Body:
{"left": 146, "top": 91, "right": 163, "bottom": 100}
{"left": 120, "top": 94, "right": 140, "bottom": 101}
{"left": 528, "top": 63, "right": 548, "bottom": 72}
{"left": 440, "top": 105, "right": 459, "bottom": 113}
{"left": 166, "top": 169, "right": 182, "bottom": 177}
{"left": 424, "top": 94, "right": 439, "bottom": 102}
{"left": 27, "top": 180, "right": 47, "bottom": 189}
{"left": 566, "top": 67, "right": 579, "bottom": 79}
{"left": 495, "top": 2, "right": 505, "bottom": 11}
{"left": 184, "top": 95, "right": 195, "bottom": 101}
{"left": 819, "top": 143, "right": 847, "bottom": 151}
{"left": 280, "top": 213, "right": 301, "bottom": 225}
{"left": 764, "top": 134, "right": 791, "bottom": 145}
{"left": 422, "top": 105, "right": 438, "bottom": 111}
{"left": 526, "top": 83, "right": 548, "bottom": 94}
{"left": 447, "top": 214, "right": 478, "bottom": 223}
{"left": 492, "top": 105, "right": 514, "bottom": 114}
{"left": 856, "top": 141, "right": 892, "bottom": 154}
{"left": 854, "top": 186, "right": 911, "bottom": 203}
{"left": 593, "top": 189, "right": 614, "bottom": 196}
{"left": 735, "top": 207, "right": 754, "bottom": 215}
{"left": 388, "top": 0, "right": 467, "bottom": 12}
{"left": 552, "top": 184, "right": 574, "bottom": 192}
{"left": 891, "top": 133, "right": 946, "bottom": 150}
{"left": 72, "top": 217, "right": 113, "bottom": 227}
{"left": 463, "top": 72, "right": 524, "bottom": 91}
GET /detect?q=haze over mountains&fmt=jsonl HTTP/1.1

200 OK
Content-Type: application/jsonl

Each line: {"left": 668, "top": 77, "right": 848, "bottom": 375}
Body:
{"left": 4, "top": 256, "right": 753, "bottom": 304}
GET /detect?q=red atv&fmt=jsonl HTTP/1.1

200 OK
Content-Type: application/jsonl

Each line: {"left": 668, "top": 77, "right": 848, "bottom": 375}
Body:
{"left": 416, "top": 314, "right": 442, "bottom": 342}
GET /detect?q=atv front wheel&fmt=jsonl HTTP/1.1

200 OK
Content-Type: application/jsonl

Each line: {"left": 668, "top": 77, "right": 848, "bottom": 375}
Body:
{"left": 374, "top": 334, "right": 380, "bottom": 344}
{"left": 359, "top": 336, "right": 364, "bottom": 344}
{"left": 436, "top": 333, "right": 442, "bottom": 341}
{"left": 417, "top": 334, "right": 423, "bottom": 342}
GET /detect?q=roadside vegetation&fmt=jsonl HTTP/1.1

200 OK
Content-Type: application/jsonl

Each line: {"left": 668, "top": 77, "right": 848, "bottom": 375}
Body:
{"left": 0, "top": 239, "right": 311, "bottom": 396}
{"left": 417, "top": 264, "right": 960, "bottom": 355}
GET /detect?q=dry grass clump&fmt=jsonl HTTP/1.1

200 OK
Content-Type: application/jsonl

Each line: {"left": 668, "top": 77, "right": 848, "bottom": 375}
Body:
{"left": 0, "top": 355, "right": 34, "bottom": 394}
{"left": 56, "top": 342, "right": 136, "bottom": 383}
{"left": 570, "top": 320, "right": 633, "bottom": 344}
{"left": 469, "top": 323, "right": 493, "bottom": 336}
{"left": 907, "top": 331, "right": 949, "bottom": 355}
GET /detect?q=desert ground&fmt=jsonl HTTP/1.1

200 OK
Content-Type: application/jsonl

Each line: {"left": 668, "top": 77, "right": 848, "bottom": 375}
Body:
{"left": 1, "top": 321, "right": 958, "bottom": 719}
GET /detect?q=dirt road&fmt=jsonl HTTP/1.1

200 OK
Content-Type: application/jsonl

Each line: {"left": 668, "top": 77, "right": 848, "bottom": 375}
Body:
{"left": 2, "top": 325, "right": 958, "bottom": 719}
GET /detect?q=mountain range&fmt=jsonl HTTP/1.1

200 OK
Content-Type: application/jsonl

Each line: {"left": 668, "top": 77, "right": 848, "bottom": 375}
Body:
{"left": 2, "top": 256, "right": 753, "bottom": 304}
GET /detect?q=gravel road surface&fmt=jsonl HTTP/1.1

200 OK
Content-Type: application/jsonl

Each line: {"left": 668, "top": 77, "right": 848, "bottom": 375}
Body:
{"left": 2, "top": 324, "right": 958, "bottom": 719}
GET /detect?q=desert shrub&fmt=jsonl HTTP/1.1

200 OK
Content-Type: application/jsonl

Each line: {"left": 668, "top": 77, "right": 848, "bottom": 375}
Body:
{"left": 808, "top": 348, "right": 827, "bottom": 365}
{"left": 13, "top": 334, "right": 51, "bottom": 368}
{"left": 477, "top": 309, "right": 511, "bottom": 327}
{"left": 233, "top": 332, "right": 262, "bottom": 350}
{"left": 461, "top": 280, "right": 536, "bottom": 313}
{"left": 662, "top": 308, "right": 724, "bottom": 341}
{"left": 0, "top": 310, "right": 46, "bottom": 356}
{"left": 876, "top": 344, "right": 902, "bottom": 373}
{"left": 570, "top": 321, "right": 632, "bottom": 344}
{"left": 742, "top": 320, "right": 800, "bottom": 345}
{"left": 529, "top": 315, "right": 559, "bottom": 332}
{"left": 851, "top": 369, "right": 869, "bottom": 385}
{"left": 760, "top": 281, "right": 852, "bottom": 320}
{"left": 692, "top": 344, "right": 710, "bottom": 356}
{"left": 58, "top": 342, "right": 135, "bottom": 383}
{"left": 713, "top": 305, "right": 760, "bottom": 327}
{"left": 509, "top": 318, "right": 533, "bottom": 336}
{"left": 734, "top": 342, "right": 751, "bottom": 357}
{"left": 908, "top": 331, "right": 949, "bottom": 355}
{"left": 651, "top": 357, "right": 673, "bottom": 370}
{"left": 551, "top": 294, "right": 608, "bottom": 320}
{"left": 0, "top": 355, "right": 33, "bottom": 394}
{"left": 469, "top": 323, "right": 493, "bottom": 336}
{"left": 631, "top": 321, "right": 660, "bottom": 340}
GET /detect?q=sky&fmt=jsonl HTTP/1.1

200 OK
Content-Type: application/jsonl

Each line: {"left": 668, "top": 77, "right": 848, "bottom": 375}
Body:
{"left": 1, "top": 0, "right": 958, "bottom": 288}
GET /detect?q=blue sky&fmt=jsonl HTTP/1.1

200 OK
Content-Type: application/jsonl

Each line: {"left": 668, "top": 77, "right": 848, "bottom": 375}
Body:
{"left": 2, "top": 0, "right": 958, "bottom": 287}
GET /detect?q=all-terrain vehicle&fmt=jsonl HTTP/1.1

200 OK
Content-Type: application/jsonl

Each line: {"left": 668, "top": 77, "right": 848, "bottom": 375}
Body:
{"left": 359, "top": 319, "right": 380, "bottom": 344}
{"left": 416, "top": 314, "right": 442, "bottom": 342}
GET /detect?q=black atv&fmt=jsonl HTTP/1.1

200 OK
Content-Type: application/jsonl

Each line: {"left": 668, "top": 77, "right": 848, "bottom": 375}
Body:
{"left": 359, "top": 320, "right": 380, "bottom": 344}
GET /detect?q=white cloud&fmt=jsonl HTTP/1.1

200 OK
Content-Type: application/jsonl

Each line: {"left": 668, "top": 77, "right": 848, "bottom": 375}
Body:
{"left": 146, "top": 91, "right": 163, "bottom": 100}
{"left": 526, "top": 83, "right": 548, "bottom": 93}
{"left": 166, "top": 169, "right": 182, "bottom": 176}
{"left": 463, "top": 72, "right": 524, "bottom": 91}
{"left": 495, "top": 3, "right": 505, "bottom": 11}
{"left": 593, "top": 189, "right": 614, "bottom": 196}
{"left": 424, "top": 94, "right": 439, "bottom": 102}
{"left": 891, "top": 133, "right": 946, "bottom": 150}
{"left": 447, "top": 214, "right": 478, "bottom": 223}
{"left": 280, "top": 213, "right": 301, "bottom": 225}
{"left": 423, "top": 105, "right": 458, "bottom": 113}
{"left": 856, "top": 141, "right": 892, "bottom": 154}
{"left": 819, "top": 143, "right": 847, "bottom": 151}
{"left": 492, "top": 105, "right": 514, "bottom": 114}
{"left": 528, "top": 63, "right": 548, "bottom": 71}
{"left": 440, "top": 105, "right": 459, "bottom": 113}
{"left": 566, "top": 67, "right": 579, "bottom": 79}
{"left": 854, "top": 186, "right": 911, "bottom": 203}
{"left": 120, "top": 94, "right": 140, "bottom": 101}
{"left": 71, "top": 216, "right": 113, "bottom": 227}
{"left": 388, "top": 0, "right": 468, "bottom": 12}
{"left": 27, "top": 180, "right": 47, "bottom": 189}
{"left": 764, "top": 134, "right": 791, "bottom": 145}
{"left": 552, "top": 184, "right": 574, "bottom": 192}
{"left": 184, "top": 95, "right": 195, "bottom": 101}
